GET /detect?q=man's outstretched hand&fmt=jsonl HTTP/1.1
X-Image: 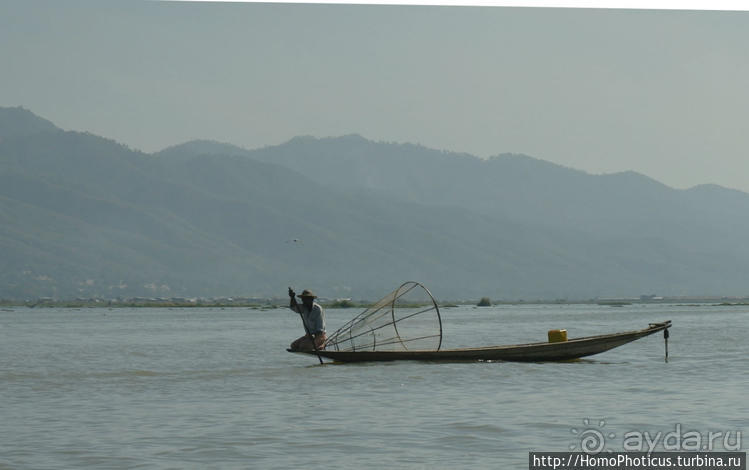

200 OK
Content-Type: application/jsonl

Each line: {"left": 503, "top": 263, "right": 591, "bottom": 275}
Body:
{"left": 288, "top": 287, "right": 296, "bottom": 299}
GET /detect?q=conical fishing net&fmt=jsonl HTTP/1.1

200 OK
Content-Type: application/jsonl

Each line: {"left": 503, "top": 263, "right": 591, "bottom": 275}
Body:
{"left": 324, "top": 281, "right": 442, "bottom": 352}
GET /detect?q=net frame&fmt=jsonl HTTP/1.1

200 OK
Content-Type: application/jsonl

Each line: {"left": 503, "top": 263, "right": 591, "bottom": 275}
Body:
{"left": 324, "top": 281, "right": 443, "bottom": 352}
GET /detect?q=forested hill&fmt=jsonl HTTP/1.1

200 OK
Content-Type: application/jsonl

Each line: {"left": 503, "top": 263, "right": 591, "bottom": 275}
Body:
{"left": 2, "top": 106, "right": 749, "bottom": 300}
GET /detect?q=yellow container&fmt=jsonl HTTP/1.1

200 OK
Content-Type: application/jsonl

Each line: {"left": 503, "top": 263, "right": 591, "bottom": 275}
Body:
{"left": 548, "top": 329, "right": 568, "bottom": 343}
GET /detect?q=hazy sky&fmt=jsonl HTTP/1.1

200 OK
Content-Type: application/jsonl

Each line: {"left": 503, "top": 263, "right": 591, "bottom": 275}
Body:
{"left": 1, "top": 1, "right": 747, "bottom": 192}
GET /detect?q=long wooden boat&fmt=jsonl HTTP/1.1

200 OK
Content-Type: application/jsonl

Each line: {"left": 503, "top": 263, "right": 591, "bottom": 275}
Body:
{"left": 291, "top": 321, "right": 671, "bottom": 363}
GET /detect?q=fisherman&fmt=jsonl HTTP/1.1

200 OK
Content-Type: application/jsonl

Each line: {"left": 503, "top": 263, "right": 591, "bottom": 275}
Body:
{"left": 287, "top": 287, "right": 327, "bottom": 351}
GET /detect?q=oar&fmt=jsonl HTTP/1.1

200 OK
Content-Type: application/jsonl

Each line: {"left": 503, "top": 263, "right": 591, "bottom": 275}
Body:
{"left": 289, "top": 287, "right": 324, "bottom": 364}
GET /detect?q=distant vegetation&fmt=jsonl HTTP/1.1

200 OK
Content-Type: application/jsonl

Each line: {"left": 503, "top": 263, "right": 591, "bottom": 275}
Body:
{"left": 477, "top": 297, "right": 492, "bottom": 307}
{"left": 597, "top": 301, "right": 632, "bottom": 307}
{"left": 3, "top": 296, "right": 749, "bottom": 309}
{"left": 0, "top": 297, "right": 281, "bottom": 309}
{"left": 324, "top": 299, "right": 361, "bottom": 308}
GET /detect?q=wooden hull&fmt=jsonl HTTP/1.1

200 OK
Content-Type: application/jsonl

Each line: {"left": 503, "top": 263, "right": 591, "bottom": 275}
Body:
{"left": 292, "top": 321, "right": 671, "bottom": 363}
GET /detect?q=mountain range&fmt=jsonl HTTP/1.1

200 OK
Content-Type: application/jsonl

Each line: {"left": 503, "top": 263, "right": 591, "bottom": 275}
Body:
{"left": 2, "top": 106, "right": 748, "bottom": 300}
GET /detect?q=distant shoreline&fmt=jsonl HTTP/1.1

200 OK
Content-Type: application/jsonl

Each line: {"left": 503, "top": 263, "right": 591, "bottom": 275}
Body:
{"left": 2, "top": 297, "right": 748, "bottom": 309}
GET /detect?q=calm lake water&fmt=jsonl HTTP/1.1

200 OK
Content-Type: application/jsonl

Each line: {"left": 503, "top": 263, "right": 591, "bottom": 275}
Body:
{"left": 1, "top": 303, "right": 747, "bottom": 469}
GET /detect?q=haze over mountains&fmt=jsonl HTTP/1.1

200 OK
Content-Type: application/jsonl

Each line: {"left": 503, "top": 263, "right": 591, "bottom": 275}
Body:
{"left": 2, "top": 106, "right": 748, "bottom": 301}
